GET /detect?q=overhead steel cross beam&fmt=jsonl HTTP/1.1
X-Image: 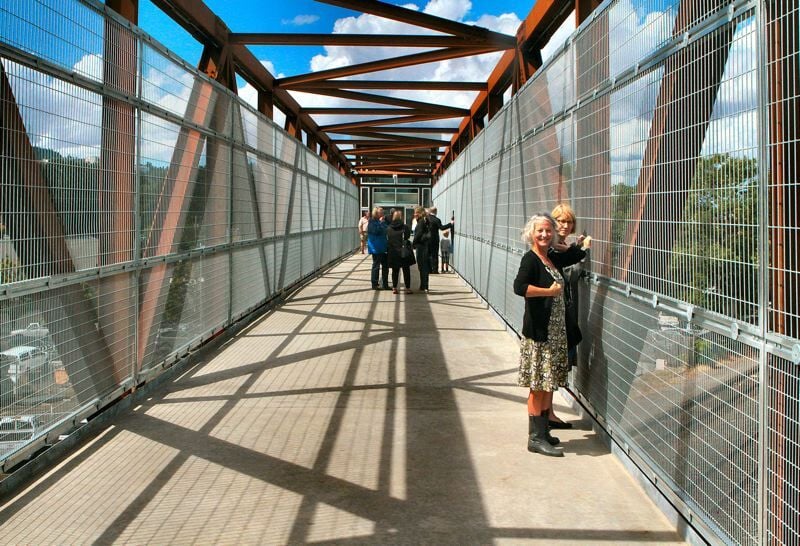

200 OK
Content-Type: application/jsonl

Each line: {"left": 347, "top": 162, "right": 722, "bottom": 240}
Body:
{"left": 316, "top": 0, "right": 517, "bottom": 45}
{"left": 320, "top": 113, "right": 461, "bottom": 132}
{"left": 149, "top": 0, "right": 354, "bottom": 176}
{"left": 290, "top": 80, "right": 486, "bottom": 91}
{"left": 345, "top": 143, "right": 444, "bottom": 154}
{"left": 277, "top": 46, "right": 502, "bottom": 88}
{"left": 230, "top": 34, "right": 492, "bottom": 48}
{"left": 301, "top": 88, "right": 470, "bottom": 116}
{"left": 332, "top": 127, "right": 459, "bottom": 134}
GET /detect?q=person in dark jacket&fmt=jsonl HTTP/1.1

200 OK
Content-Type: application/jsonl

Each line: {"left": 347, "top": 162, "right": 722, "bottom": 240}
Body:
{"left": 426, "top": 206, "right": 454, "bottom": 273}
{"left": 367, "top": 207, "right": 389, "bottom": 290}
{"left": 387, "top": 210, "right": 413, "bottom": 294}
{"left": 513, "top": 213, "right": 569, "bottom": 457}
{"left": 412, "top": 206, "right": 431, "bottom": 292}
{"left": 547, "top": 203, "right": 590, "bottom": 429}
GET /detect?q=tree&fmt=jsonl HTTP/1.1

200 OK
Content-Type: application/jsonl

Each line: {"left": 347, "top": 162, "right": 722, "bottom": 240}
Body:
{"left": 669, "top": 153, "right": 758, "bottom": 320}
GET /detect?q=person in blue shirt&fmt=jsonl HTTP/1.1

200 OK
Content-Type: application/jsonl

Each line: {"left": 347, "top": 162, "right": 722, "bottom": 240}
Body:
{"left": 367, "top": 207, "right": 389, "bottom": 290}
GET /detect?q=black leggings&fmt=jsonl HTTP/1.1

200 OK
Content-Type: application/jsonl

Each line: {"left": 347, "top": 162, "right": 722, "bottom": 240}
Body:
{"left": 392, "top": 265, "right": 411, "bottom": 288}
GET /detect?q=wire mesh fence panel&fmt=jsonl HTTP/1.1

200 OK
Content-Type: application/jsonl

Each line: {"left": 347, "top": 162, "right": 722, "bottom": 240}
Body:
{"left": 0, "top": 0, "right": 357, "bottom": 470}
{"left": 433, "top": 1, "right": 797, "bottom": 544}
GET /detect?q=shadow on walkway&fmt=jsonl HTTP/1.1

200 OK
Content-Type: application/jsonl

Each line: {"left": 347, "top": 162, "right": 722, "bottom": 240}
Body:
{"left": 0, "top": 255, "right": 684, "bottom": 545}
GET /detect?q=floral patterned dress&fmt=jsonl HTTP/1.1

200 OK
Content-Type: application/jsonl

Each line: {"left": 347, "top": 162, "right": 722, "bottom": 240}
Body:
{"left": 517, "top": 265, "right": 569, "bottom": 391}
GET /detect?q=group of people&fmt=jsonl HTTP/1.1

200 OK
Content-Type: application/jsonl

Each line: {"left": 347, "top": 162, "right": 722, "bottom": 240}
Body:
{"left": 359, "top": 206, "right": 454, "bottom": 294}
{"left": 514, "top": 204, "right": 591, "bottom": 457}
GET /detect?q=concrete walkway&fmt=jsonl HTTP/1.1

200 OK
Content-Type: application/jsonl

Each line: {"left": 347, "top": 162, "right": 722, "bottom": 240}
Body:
{"left": 0, "top": 255, "right": 685, "bottom": 545}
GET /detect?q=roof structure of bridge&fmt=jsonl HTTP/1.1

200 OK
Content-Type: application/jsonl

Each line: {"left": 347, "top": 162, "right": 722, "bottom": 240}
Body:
{"left": 120, "top": 0, "right": 597, "bottom": 182}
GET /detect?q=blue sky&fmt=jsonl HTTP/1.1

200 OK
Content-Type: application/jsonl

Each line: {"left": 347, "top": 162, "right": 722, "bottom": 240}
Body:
{"left": 138, "top": 0, "right": 547, "bottom": 78}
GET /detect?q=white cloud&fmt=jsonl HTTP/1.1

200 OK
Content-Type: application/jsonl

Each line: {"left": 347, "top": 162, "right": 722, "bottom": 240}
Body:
{"left": 2, "top": 58, "right": 102, "bottom": 159}
{"left": 299, "top": 0, "right": 520, "bottom": 141}
{"left": 424, "top": 0, "right": 471, "bottom": 20}
{"left": 609, "top": 0, "right": 676, "bottom": 77}
{"left": 282, "top": 14, "right": 320, "bottom": 26}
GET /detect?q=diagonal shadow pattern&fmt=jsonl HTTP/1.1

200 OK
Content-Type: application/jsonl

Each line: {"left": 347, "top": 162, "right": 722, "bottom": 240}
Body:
{"left": 0, "top": 255, "right": 685, "bottom": 545}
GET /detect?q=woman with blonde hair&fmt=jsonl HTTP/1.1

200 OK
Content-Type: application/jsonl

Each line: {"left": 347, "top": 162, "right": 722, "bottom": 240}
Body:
{"left": 547, "top": 203, "right": 590, "bottom": 429}
{"left": 513, "top": 213, "right": 569, "bottom": 456}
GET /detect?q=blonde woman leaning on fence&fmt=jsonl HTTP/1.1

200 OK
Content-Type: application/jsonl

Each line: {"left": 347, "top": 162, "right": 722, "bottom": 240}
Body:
{"left": 546, "top": 203, "right": 590, "bottom": 429}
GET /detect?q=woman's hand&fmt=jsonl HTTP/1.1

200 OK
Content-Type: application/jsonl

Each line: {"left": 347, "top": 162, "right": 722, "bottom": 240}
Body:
{"left": 552, "top": 240, "right": 570, "bottom": 252}
{"left": 549, "top": 282, "right": 563, "bottom": 297}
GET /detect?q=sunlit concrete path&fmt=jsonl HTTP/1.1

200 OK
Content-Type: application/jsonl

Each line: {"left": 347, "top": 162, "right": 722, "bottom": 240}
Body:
{"left": 0, "top": 254, "right": 685, "bottom": 545}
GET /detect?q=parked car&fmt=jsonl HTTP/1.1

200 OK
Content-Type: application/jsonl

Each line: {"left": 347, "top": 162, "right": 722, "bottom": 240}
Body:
{"left": 0, "top": 345, "right": 50, "bottom": 387}
{"left": 0, "top": 415, "right": 42, "bottom": 455}
{"left": 9, "top": 322, "right": 50, "bottom": 339}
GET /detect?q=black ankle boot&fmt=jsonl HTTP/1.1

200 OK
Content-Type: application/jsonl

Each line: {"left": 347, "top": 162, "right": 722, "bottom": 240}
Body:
{"left": 529, "top": 415, "right": 559, "bottom": 445}
{"left": 527, "top": 415, "right": 564, "bottom": 457}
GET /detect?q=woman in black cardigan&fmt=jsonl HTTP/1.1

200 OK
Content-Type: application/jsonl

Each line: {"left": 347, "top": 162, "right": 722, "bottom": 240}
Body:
{"left": 513, "top": 213, "right": 569, "bottom": 457}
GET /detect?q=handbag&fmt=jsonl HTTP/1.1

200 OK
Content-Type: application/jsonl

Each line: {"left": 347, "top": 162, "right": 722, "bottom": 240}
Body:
{"left": 400, "top": 239, "right": 416, "bottom": 265}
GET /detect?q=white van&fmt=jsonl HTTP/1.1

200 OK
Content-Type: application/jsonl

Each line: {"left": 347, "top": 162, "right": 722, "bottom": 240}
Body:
{"left": 0, "top": 415, "right": 42, "bottom": 454}
{"left": 0, "top": 345, "right": 49, "bottom": 386}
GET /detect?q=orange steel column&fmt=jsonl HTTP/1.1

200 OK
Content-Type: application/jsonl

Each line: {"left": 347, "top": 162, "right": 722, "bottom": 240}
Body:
{"left": 620, "top": 2, "right": 733, "bottom": 286}
{"left": 100, "top": 2, "right": 138, "bottom": 384}
{"left": 136, "top": 80, "right": 216, "bottom": 367}
{"left": 766, "top": 3, "right": 800, "bottom": 542}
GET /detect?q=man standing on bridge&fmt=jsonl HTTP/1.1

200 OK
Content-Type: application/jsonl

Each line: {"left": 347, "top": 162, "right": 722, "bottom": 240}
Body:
{"left": 426, "top": 206, "right": 454, "bottom": 274}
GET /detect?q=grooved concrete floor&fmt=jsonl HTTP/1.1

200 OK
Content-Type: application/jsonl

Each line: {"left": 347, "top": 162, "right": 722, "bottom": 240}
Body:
{"left": 0, "top": 255, "right": 686, "bottom": 545}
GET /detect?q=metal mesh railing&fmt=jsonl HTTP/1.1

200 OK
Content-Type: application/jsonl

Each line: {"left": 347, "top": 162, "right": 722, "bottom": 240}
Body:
{"left": 434, "top": 1, "right": 798, "bottom": 543}
{"left": 0, "top": 0, "right": 358, "bottom": 470}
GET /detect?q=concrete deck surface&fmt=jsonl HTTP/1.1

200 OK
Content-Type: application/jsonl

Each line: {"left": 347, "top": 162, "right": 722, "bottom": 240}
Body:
{"left": 0, "top": 254, "right": 686, "bottom": 545}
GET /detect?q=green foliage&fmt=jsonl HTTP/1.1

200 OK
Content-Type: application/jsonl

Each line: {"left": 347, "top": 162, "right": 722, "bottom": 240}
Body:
{"left": 163, "top": 260, "right": 192, "bottom": 326}
{"left": 670, "top": 154, "right": 758, "bottom": 319}
{"left": 611, "top": 182, "right": 635, "bottom": 262}
{"left": 0, "top": 257, "right": 22, "bottom": 284}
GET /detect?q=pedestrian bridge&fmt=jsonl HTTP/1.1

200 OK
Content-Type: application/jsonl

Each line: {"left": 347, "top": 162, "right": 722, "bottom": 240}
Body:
{"left": 0, "top": 256, "right": 685, "bottom": 544}
{"left": 1, "top": 0, "right": 799, "bottom": 544}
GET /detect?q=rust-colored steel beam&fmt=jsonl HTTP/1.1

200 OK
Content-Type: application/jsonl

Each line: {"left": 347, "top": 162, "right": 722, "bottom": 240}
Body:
{"left": 137, "top": 77, "right": 220, "bottom": 367}
{"left": 277, "top": 46, "right": 502, "bottom": 88}
{"left": 199, "top": 42, "right": 237, "bottom": 91}
{"left": 0, "top": 63, "right": 118, "bottom": 402}
{"left": 337, "top": 127, "right": 459, "bottom": 134}
{"left": 620, "top": 9, "right": 733, "bottom": 284}
{"left": 334, "top": 137, "right": 449, "bottom": 146}
{"left": 320, "top": 113, "right": 460, "bottom": 132}
{"left": 355, "top": 169, "right": 431, "bottom": 176}
{"left": 290, "top": 80, "right": 486, "bottom": 91}
{"left": 303, "top": 107, "right": 432, "bottom": 116}
{"left": 301, "top": 88, "right": 471, "bottom": 115}
{"left": 767, "top": 2, "right": 800, "bottom": 339}
{"left": 316, "top": 0, "right": 517, "bottom": 46}
{"left": 149, "top": 0, "right": 351, "bottom": 171}
{"left": 351, "top": 133, "right": 450, "bottom": 145}
{"left": 99, "top": 6, "right": 138, "bottom": 383}
{"left": 767, "top": 4, "right": 800, "bottom": 542}
{"left": 349, "top": 148, "right": 444, "bottom": 156}
{"left": 345, "top": 143, "right": 445, "bottom": 154}
{"left": 575, "top": 0, "right": 603, "bottom": 24}
{"left": 106, "top": 0, "right": 138, "bottom": 24}
{"left": 356, "top": 161, "right": 434, "bottom": 169}
{"left": 231, "top": 33, "right": 486, "bottom": 47}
